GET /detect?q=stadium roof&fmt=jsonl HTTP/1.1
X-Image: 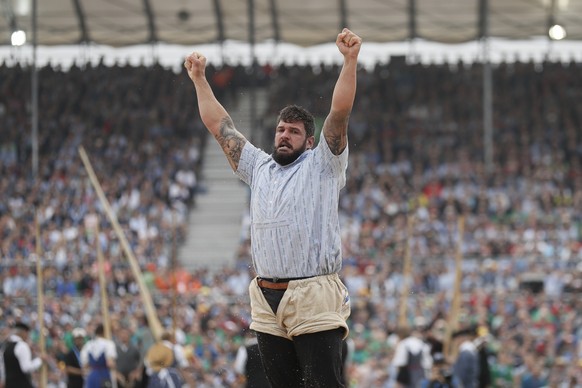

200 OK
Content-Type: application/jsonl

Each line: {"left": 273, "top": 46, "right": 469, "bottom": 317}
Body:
{"left": 1, "top": 0, "right": 582, "bottom": 48}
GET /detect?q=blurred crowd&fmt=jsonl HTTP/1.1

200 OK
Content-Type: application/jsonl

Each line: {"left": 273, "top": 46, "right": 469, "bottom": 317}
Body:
{"left": 1, "top": 55, "right": 582, "bottom": 387}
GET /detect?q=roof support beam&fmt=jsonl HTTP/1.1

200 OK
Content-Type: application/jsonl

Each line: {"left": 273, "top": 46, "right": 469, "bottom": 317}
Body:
{"left": 212, "top": 0, "right": 225, "bottom": 43}
{"left": 546, "top": 0, "right": 557, "bottom": 37}
{"left": 479, "top": 0, "right": 493, "bottom": 174}
{"left": 247, "top": 0, "right": 258, "bottom": 144}
{"left": 268, "top": 0, "right": 280, "bottom": 42}
{"left": 71, "top": 0, "right": 89, "bottom": 43}
{"left": 143, "top": 0, "right": 157, "bottom": 43}
{"left": 248, "top": 0, "right": 255, "bottom": 47}
{"left": 408, "top": 0, "right": 417, "bottom": 39}
{"left": 338, "top": 0, "right": 348, "bottom": 30}
{"left": 478, "top": 0, "right": 489, "bottom": 39}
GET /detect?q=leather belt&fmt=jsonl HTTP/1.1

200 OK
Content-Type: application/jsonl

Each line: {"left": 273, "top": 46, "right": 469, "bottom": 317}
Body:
{"left": 257, "top": 276, "right": 315, "bottom": 290}
{"left": 257, "top": 278, "right": 289, "bottom": 290}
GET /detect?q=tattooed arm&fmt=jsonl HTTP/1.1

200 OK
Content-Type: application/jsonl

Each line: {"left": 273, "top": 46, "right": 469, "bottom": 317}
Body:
{"left": 321, "top": 28, "right": 362, "bottom": 155}
{"left": 185, "top": 52, "right": 247, "bottom": 171}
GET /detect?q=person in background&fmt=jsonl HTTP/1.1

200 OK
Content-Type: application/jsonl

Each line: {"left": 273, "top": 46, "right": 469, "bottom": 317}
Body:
{"left": 451, "top": 326, "right": 480, "bottom": 388}
{"left": 184, "top": 27, "right": 362, "bottom": 388}
{"left": 63, "top": 327, "right": 86, "bottom": 388}
{"left": 135, "top": 315, "right": 155, "bottom": 360}
{"left": 234, "top": 327, "right": 270, "bottom": 388}
{"left": 474, "top": 326, "right": 492, "bottom": 388}
{"left": 488, "top": 350, "right": 516, "bottom": 387}
{"left": 392, "top": 318, "right": 433, "bottom": 388}
{"left": 341, "top": 337, "right": 356, "bottom": 387}
{"left": 115, "top": 327, "right": 142, "bottom": 387}
{"left": 1, "top": 321, "right": 49, "bottom": 388}
{"left": 519, "top": 355, "right": 548, "bottom": 388}
{"left": 421, "top": 353, "right": 453, "bottom": 388}
{"left": 0, "top": 325, "right": 9, "bottom": 388}
{"left": 143, "top": 332, "right": 186, "bottom": 388}
{"left": 80, "top": 323, "right": 118, "bottom": 388}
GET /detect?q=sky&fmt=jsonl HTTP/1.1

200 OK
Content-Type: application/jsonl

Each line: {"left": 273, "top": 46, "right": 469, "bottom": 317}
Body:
{"left": 1, "top": 37, "right": 582, "bottom": 72}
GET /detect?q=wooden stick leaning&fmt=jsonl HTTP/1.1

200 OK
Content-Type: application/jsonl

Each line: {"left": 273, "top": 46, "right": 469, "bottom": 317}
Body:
{"left": 443, "top": 215, "right": 465, "bottom": 360}
{"left": 94, "top": 221, "right": 118, "bottom": 388}
{"left": 78, "top": 146, "right": 163, "bottom": 340}
{"left": 95, "top": 220, "right": 113, "bottom": 340}
{"left": 80, "top": 214, "right": 117, "bottom": 388}
{"left": 171, "top": 210, "right": 178, "bottom": 340}
{"left": 35, "top": 211, "right": 48, "bottom": 388}
{"left": 397, "top": 214, "right": 415, "bottom": 328}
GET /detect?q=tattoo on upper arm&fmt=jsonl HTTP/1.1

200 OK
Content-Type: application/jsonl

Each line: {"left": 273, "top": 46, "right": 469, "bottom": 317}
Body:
{"left": 216, "top": 116, "right": 246, "bottom": 168}
{"left": 326, "top": 132, "right": 344, "bottom": 155}
{"left": 323, "top": 113, "right": 349, "bottom": 155}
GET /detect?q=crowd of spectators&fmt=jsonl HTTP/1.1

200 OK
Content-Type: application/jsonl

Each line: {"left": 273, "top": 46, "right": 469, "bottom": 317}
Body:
{"left": 1, "top": 55, "right": 582, "bottom": 387}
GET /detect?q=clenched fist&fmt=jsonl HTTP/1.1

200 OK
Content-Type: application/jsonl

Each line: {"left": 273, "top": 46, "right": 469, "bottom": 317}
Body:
{"left": 184, "top": 52, "right": 207, "bottom": 82}
{"left": 336, "top": 28, "right": 362, "bottom": 59}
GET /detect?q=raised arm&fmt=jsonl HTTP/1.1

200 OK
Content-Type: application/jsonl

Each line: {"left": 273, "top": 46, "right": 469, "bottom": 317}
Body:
{"left": 184, "top": 53, "right": 248, "bottom": 171}
{"left": 322, "top": 28, "right": 362, "bottom": 155}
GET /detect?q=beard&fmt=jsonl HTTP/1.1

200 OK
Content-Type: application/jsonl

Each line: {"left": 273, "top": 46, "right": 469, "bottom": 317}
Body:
{"left": 272, "top": 139, "right": 308, "bottom": 166}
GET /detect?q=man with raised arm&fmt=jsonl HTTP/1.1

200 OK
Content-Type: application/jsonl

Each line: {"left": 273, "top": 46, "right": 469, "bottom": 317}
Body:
{"left": 185, "top": 28, "right": 362, "bottom": 387}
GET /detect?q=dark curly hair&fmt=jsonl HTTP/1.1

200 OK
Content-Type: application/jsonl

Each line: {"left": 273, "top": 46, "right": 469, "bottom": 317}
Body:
{"left": 276, "top": 105, "right": 316, "bottom": 138}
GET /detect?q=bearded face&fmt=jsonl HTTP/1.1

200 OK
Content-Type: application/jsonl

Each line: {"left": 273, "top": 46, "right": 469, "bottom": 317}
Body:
{"left": 272, "top": 137, "right": 309, "bottom": 165}
{"left": 271, "top": 120, "right": 314, "bottom": 166}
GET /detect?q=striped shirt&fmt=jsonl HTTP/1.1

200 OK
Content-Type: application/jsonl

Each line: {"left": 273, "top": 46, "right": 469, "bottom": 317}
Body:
{"left": 236, "top": 137, "right": 348, "bottom": 278}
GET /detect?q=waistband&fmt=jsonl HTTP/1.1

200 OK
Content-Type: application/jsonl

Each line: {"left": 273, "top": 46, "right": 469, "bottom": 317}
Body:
{"left": 257, "top": 275, "right": 315, "bottom": 290}
{"left": 259, "top": 275, "right": 314, "bottom": 283}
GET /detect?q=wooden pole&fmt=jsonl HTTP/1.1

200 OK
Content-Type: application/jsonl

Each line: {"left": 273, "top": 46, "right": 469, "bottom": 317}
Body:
{"left": 398, "top": 214, "right": 415, "bottom": 328}
{"left": 95, "top": 220, "right": 112, "bottom": 340}
{"left": 171, "top": 210, "right": 178, "bottom": 340}
{"left": 89, "top": 217, "right": 117, "bottom": 388}
{"left": 443, "top": 215, "right": 465, "bottom": 359}
{"left": 35, "top": 211, "right": 47, "bottom": 388}
{"left": 78, "top": 146, "right": 163, "bottom": 340}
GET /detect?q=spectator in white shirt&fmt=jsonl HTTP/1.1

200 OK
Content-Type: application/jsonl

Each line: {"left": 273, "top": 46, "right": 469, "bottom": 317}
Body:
{"left": 80, "top": 324, "right": 117, "bottom": 388}
{"left": 1, "top": 321, "right": 49, "bottom": 388}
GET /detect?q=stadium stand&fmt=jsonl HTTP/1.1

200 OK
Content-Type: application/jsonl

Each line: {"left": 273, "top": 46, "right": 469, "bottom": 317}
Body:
{"left": 1, "top": 57, "right": 581, "bottom": 386}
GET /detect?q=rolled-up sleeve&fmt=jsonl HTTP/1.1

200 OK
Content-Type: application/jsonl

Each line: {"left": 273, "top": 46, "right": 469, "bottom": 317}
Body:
{"left": 235, "top": 142, "right": 266, "bottom": 185}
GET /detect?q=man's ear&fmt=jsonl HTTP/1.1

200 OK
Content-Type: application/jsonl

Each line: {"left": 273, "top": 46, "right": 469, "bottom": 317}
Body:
{"left": 306, "top": 136, "right": 315, "bottom": 149}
